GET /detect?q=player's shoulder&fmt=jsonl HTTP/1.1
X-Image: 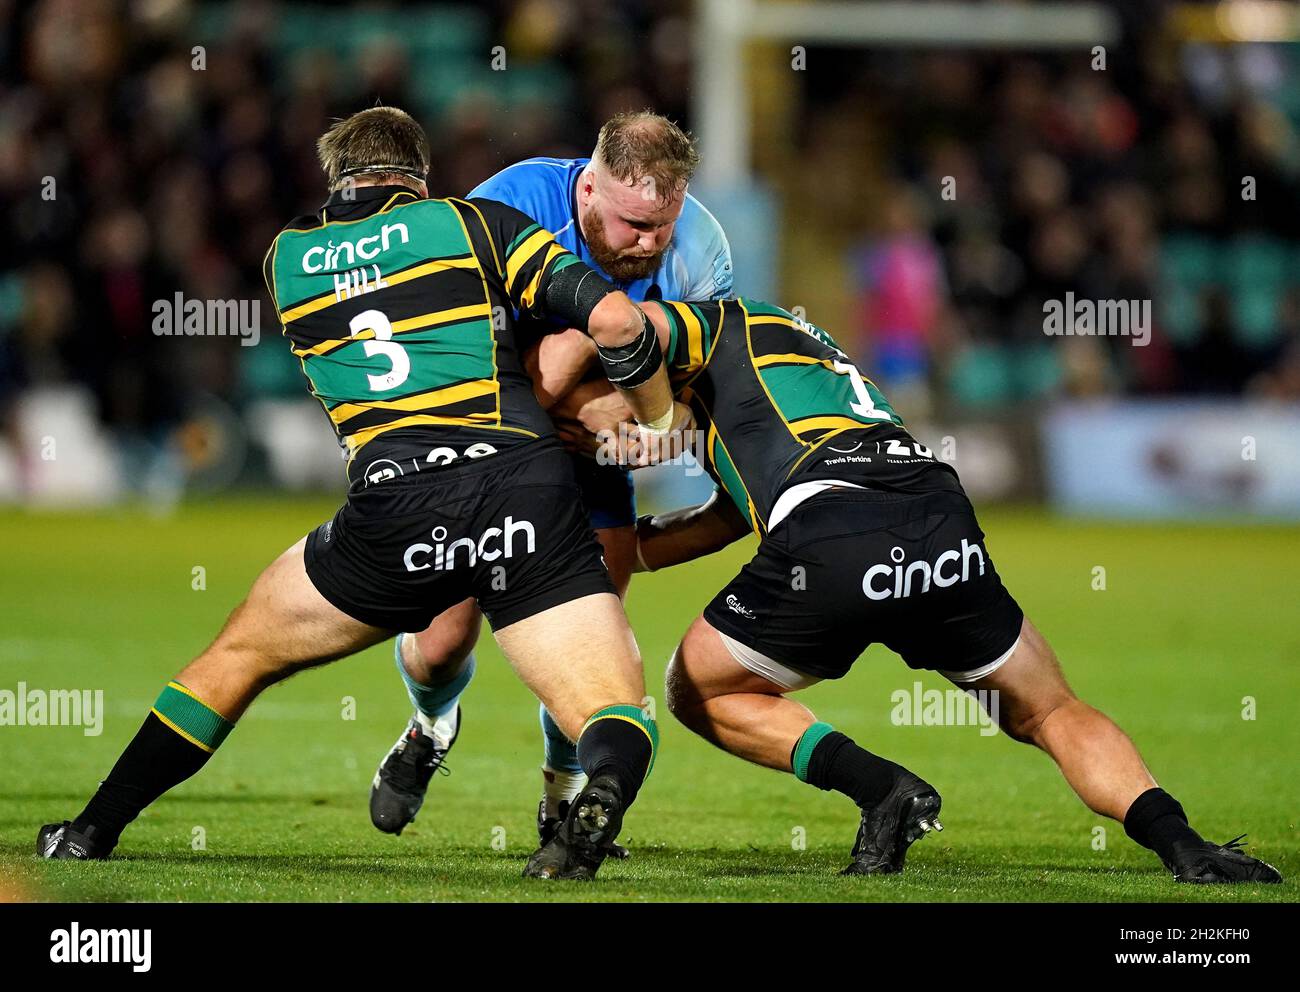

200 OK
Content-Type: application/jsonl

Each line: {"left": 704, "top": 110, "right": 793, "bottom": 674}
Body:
{"left": 738, "top": 297, "right": 794, "bottom": 320}
{"left": 740, "top": 298, "right": 845, "bottom": 351}
{"left": 273, "top": 210, "right": 324, "bottom": 239}
{"left": 469, "top": 157, "right": 583, "bottom": 199}
{"left": 666, "top": 192, "right": 733, "bottom": 298}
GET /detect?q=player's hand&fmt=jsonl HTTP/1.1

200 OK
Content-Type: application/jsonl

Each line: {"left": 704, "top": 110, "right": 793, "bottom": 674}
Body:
{"left": 622, "top": 401, "right": 696, "bottom": 468}
{"left": 527, "top": 328, "right": 598, "bottom": 410}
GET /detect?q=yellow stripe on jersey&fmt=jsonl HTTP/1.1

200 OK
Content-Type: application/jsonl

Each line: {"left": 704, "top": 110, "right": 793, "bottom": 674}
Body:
{"left": 788, "top": 415, "right": 872, "bottom": 435}
{"left": 504, "top": 229, "right": 553, "bottom": 294}
{"left": 280, "top": 256, "right": 481, "bottom": 324}
{"left": 516, "top": 242, "right": 568, "bottom": 311}
{"left": 782, "top": 423, "right": 886, "bottom": 482}
{"left": 447, "top": 198, "right": 504, "bottom": 426}
{"left": 291, "top": 302, "right": 493, "bottom": 358}
{"left": 328, "top": 378, "right": 498, "bottom": 426}
{"left": 344, "top": 416, "right": 538, "bottom": 458}
{"left": 706, "top": 417, "right": 765, "bottom": 538}
{"left": 674, "top": 302, "right": 705, "bottom": 369}
{"left": 753, "top": 352, "right": 836, "bottom": 370}
{"left": 455, "top": 198, "right": 503, "bottom": 275}
{"left": 741, "top": 300, "right": 803, "bottom": 447}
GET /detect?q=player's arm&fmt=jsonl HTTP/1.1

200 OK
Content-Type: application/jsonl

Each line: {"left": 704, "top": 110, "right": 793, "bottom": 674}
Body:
{"left": 523, "top": 328, "right": 597, "bottom": 410}
{"left": 634, "top": 489, "right": 750, "bottom": 572}
{"left": 536, "top": 301, "right": 672, "bottom": 414}
{"left": 467, "top": 196, "right": 674, "bottom": 431}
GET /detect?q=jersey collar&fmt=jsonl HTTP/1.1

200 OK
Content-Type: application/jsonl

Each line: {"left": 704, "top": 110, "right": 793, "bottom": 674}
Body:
{"left": 321, "top": 184, "right": 422, "bottom": 223}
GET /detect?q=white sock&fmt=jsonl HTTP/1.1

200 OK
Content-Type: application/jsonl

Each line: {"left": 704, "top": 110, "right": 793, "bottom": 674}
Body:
{"left": 415, "top": 707, "right": 458, "bottom": 748}
{"left": 541, "top": 766, "right": 586, "bottom": 821}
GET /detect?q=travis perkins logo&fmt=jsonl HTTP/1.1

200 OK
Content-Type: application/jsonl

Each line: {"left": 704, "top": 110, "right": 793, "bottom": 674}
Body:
{"left": 404, "top": 518, "right": 536, "bottom": 572}
{"left": 863, "top": 540, "right": 985, "bottom": 601}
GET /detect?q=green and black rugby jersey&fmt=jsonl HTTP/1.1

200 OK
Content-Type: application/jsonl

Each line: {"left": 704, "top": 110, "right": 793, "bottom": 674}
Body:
{"left": 653, "top": 297, "right": 960, "bottom": 537}
{"left": 263, "top": 185, "right": 584, "bottom": 484}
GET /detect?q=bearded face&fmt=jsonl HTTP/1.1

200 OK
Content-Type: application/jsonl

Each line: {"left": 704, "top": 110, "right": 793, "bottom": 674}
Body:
{"left": 577, "top": 164, "right": 686, "bottom": 284}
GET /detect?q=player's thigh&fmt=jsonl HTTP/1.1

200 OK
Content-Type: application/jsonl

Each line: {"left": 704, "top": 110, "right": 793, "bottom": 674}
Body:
{"left": 493, "top": 591, "right": 644, "bottom": 739}
{"left": 409, "top": 597, "right": 483, "bottom": 674}
{"left": 595, "top": 524, "right": 636, "bottom": 597}
{"left": 666, "top": 616, "right": 791, "bottom": 712}
{"left": 185, "top": 538, "right": 393, "bottom": 704}
{"left": 947, "top": 616, "right": 1075, "bottom": 740}
{"left": 572, "top": 456, "right": 637, "bottom": 596}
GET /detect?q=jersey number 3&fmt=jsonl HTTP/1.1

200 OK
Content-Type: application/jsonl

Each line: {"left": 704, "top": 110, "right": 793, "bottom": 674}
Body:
{"left": 350, "top": 309, "right": 410, "bottom": 391}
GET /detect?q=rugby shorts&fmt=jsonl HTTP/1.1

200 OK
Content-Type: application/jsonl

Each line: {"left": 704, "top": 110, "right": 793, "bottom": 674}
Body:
{"left": 304, "top": 439, "right": 615, "bottom": 632}
{"left": 572, "top": 456, "right": 637, "bottom": 530}
{"left": 703, "top": 486, "right": 1024, "bottom": 683}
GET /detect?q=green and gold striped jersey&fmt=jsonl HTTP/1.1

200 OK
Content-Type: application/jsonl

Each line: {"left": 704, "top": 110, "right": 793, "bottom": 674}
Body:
{"left": 263, "top": 185, "right": 584, "bottom": 485}
{"left": 653, "top": 297, "right": 958, "bottom": 536}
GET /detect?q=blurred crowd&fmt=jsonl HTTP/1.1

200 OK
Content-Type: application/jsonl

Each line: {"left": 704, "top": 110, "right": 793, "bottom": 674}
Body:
{"left": 791, "top": 3, "right": 1300, "bottom": 411}
{"left": 2, "top": 0, "right": 1299, "bottom": 498}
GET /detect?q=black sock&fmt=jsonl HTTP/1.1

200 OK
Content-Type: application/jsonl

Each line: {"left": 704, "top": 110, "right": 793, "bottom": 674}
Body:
{"left": 1123, "top": 787, "right": 1204, "bottom": 862}
{"left": 802, "top": 730, "right": 908, "bottom": 808}
{"left": 73, "top": 684, "right": 233, "bottom": 848}
{"left": 576, "top": 706, "right": 657, "bottom": 807}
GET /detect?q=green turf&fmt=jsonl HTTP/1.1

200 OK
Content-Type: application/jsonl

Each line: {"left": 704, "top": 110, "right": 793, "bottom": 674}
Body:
{"left": 0, "top": 498, "right": 1295, "bottom": 902}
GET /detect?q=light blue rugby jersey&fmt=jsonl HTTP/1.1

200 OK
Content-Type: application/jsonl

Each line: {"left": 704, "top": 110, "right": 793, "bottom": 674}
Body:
{"left": 469, "top": 156, "right": 733, "bottom": 303}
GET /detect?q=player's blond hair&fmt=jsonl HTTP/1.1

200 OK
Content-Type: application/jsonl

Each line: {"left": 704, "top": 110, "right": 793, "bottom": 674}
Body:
{"left": 592, "top": 111, "right": 700, "bottom": 206}
{"left": 316, "top": 106, "right": 430, "bottom": 192}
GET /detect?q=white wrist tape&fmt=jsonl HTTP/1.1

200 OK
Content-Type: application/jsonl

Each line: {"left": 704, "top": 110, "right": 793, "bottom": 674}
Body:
{"left": 638, "top": 407, "right": 674, "bottom": 435}
{"left": 635, "top": 537, "right": 654, "bottom": 573}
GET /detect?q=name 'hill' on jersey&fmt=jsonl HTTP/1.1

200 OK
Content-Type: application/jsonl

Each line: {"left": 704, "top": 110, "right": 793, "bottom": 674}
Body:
{"left": 264, "top": 186, "right": 580, "bottom": 486}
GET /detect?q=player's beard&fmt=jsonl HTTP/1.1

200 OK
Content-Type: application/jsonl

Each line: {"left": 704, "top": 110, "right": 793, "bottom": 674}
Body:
{"left": 582, "top": 207, "right": 663, "bottom": 283}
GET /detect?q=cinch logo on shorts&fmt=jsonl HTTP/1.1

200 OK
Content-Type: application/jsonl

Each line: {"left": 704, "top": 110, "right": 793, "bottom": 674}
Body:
{"left": 863, "top": 540, "right": 985, "bottom": 601}
{"left": 403, "top": 517, "right": 536, "bottom": 572}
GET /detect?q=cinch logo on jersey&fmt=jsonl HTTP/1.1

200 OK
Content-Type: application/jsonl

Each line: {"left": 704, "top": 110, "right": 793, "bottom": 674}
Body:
{"left": 301, "top": 223, "right": 410, "bottom": 272}
{"left": 863, "top": 540, "right": 986, "bottom": 601}
{"left": 403, "top": 518, "right": 536, "bottom": 572}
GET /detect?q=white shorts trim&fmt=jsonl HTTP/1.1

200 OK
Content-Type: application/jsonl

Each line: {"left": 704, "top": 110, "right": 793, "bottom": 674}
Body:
{"left": 939, "top": 635, "right": 1021, "bottom": 684}
{"left": 767, "top": 479, "right": 866, "bottom": 532}
{"left": 716, "top": 630, "right": 823, "bottom": 691}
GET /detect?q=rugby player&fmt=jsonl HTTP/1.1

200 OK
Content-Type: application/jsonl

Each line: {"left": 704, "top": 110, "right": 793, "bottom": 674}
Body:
{"left": 37, "top": 106, "right": 682, "bottom": 881}
{"left": 592, "top": 296, "right": 1281, "bottom": 884}
{"left": 368, "top": 112, "right": 734, "bottom": 853}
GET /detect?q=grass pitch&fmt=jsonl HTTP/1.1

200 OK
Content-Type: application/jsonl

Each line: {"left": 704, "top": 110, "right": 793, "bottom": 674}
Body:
{"left": 0, "top": 497, "right": 1295, "bottom": 902}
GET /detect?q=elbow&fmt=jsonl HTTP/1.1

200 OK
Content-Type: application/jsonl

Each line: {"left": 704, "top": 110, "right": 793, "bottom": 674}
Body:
{"left": 589, "top": 294, "right": 642, "bottom": 348}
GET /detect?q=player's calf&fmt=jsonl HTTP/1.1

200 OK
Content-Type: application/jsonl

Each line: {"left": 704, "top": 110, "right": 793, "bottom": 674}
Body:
{"left": 370, "top": 601, "right": 480, "bottom": 835}
{"left": 39, "top": 538, "right": 392, "bottom": 860}
{"left": 667, "top": 618, "right": 941, "bottom": 876}
{"left": 960, "top": 617, "right": 1281, "bottom": 883}
{"left": 495, "top": 592, "right": 657, "bottom": 879}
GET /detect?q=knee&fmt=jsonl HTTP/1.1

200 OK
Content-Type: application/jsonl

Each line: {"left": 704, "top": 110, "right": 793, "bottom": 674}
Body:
{"left": 406, "top": 605, "right": 481, "bottom": 681}
{"left": 1004, "top": 689, "right": 1076, "bottom": 745}
{"left": 664, "top": 622, "right": 709, "bottom": 722}
{"left": 664, "top": 647, "right": 691, "bottom": 720}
